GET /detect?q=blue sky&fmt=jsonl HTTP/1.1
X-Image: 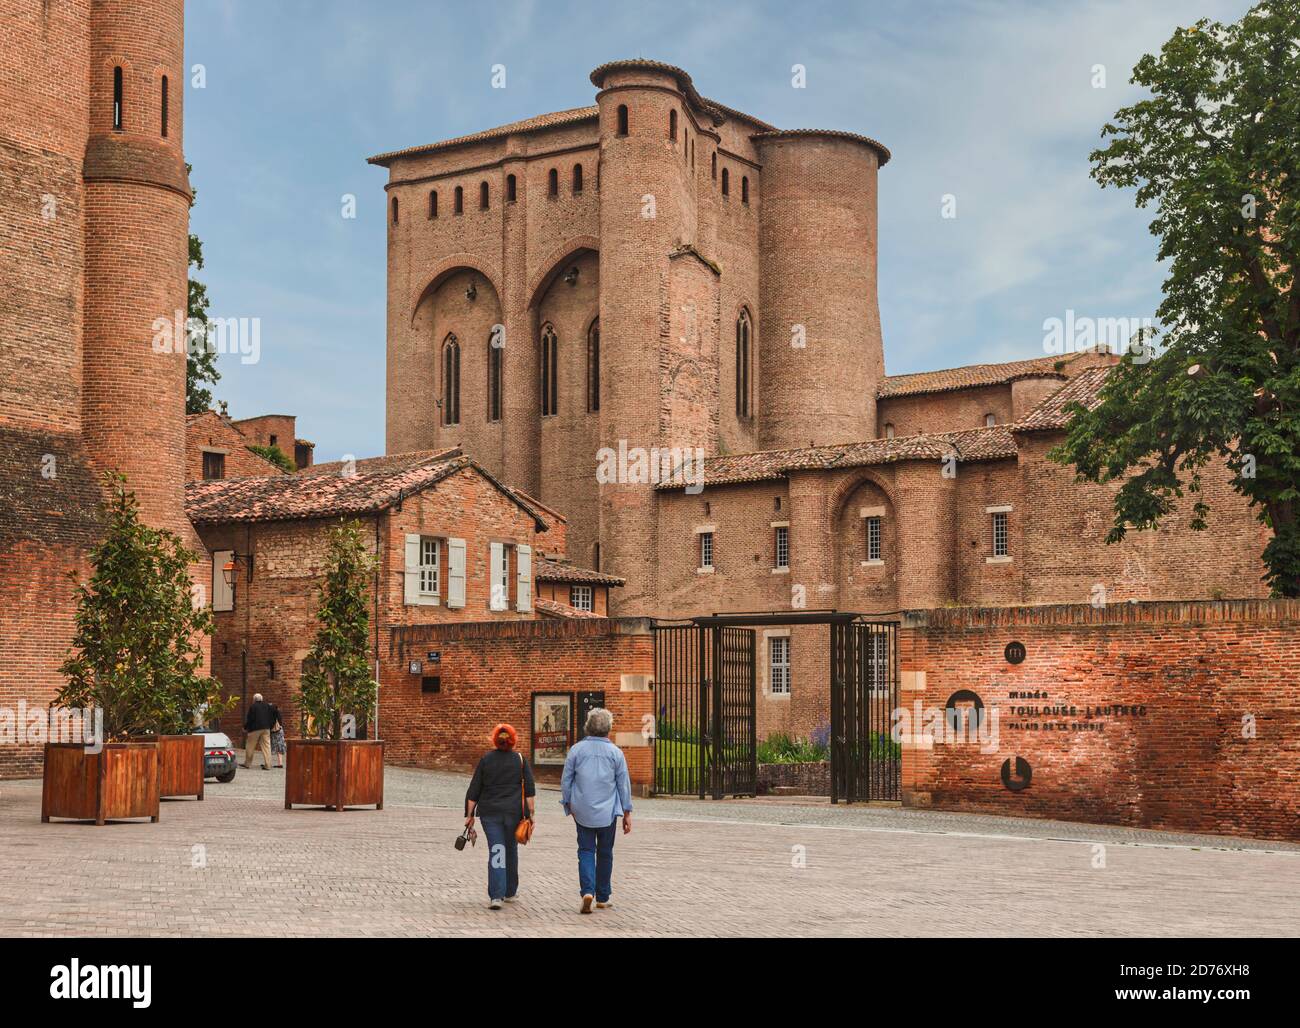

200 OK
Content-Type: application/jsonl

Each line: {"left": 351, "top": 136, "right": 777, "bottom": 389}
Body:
{"left": 184, "top": 0, "right": 1250, "bottom": 462}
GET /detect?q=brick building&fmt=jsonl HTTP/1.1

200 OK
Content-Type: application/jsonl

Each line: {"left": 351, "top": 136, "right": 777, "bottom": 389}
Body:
{"left": 371, "top": 59, "right": 1272, "bottom": 739}
{"left": 0, "top": 0, "right": 196, "bottom": 776}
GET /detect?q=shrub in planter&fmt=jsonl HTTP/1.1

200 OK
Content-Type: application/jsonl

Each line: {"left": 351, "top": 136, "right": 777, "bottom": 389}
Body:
{"left": 44, "top": 475, "right": 231, "bottom": 824}
{"left": 286, "top": 521, "right": 383, "bottom": 812}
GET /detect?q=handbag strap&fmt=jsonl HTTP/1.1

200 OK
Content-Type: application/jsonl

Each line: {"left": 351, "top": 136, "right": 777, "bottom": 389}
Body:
{"left": 518, "top": 752, "right": 529, "bottom": 820}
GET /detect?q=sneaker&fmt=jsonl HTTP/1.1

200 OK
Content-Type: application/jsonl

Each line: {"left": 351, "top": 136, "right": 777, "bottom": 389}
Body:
{"left": 503, "top": 896, "right": 517, "bottom": 903}
{"left": 489, "top": 898, "right": 503, "bottom": 910}
{"left": 580, "top": 894, "right": 594, "bottom": 914}
{"left": 596, "top": 899, "right": 613, "bottom": 909}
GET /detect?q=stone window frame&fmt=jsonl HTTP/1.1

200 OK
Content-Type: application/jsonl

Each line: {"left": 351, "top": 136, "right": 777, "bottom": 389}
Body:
{"left": 986, "top": 505, "right": 1012, "bottom": 562}
{"left": 860, "top": 505, "right": 886, "bottom": 566}
{"left": 771, "top": 521, "right": 790, "bottom": 573}
{"left": 765, "top": 631, "right": 792, "bottom": 698}
{"left": 694, "top": 524, "right": 716, "bottom": 573}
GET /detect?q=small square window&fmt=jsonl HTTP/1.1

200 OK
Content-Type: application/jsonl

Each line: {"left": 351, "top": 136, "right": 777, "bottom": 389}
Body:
{"left": 202, "top": 451, "right": 225, "bottom": 480}
{"left": 570, "top": 585, "right": 593, "bottom": 612}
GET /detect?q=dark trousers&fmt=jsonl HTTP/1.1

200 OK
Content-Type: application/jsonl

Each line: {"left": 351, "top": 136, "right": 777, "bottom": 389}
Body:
{"left": 479, "top": 814, "right": 521, "bottom": 900}
{"left": 575, "top": 819, "right": 617, "bottom": 902}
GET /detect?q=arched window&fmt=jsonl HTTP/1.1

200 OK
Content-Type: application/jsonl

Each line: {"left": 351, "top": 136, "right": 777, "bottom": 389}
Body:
{"left": 573, "top": 164, "right": 583, "bottom": 194}
{"left": 429, "top": 190, "right": 438, "bottom": 218}
{"left": 711, "top": 152, "right": 717, "bottom": 180}
{"left": 454, "top": 186, "right": 463, "bottom": 214}
{"left": 721, "top": 168, "right": 729, "bottom": 196}
{"left": 441, "top": 334, "right": 461, "bottom": 425}
{"left": 540, "top": 324, "right": 558, "bottom": 416}
{"left": 617, "top": 104, "right": 629, "bottom": 136}
{"left": 112, "top": 66, "right": 123, "bottom": 130}
{"left": 479, "top": 181, "right": 489, "bottom": 209}
{"left": 160, "top": 76, "right": 169, "bottom": 137}
{"left": 548, "top": 168, "right": 558, "bottom": 197}
{"left": 735, "top": 309, "right": 752, "bottom": 418}
{"left": 586, "top": 319, "right": 600, "bottom": 413}
{"left": 669, "top": 109, "right": 677, "bottom": 141}
{"left": 487, "top": 331, "right": 503, "bottom": 422}
{"left": 391, "top": 196, "right": 399, "bottom": 224}
{"left": 742, "top": 176, "right": 749, "bottom": 204}
{"left": 506, "top": 174, "right": 517, "bottom": 202}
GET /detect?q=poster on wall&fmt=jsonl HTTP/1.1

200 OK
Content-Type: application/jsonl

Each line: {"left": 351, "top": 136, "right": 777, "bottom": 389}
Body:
{"left": 531, "top": 692, "right": 573, "bottom": 765}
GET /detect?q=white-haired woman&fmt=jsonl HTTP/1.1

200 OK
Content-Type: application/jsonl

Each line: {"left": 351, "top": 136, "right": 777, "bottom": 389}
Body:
{"left": 560, "top": 707, "right": 633, "bottom": 914}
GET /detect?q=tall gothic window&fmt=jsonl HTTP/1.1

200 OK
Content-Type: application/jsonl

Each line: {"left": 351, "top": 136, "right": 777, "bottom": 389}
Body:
{"left": 735, "top": 309, "right": 752, "bottom": 418}
{"left": 487, "top": 331, "right": 502, "bottom": 422}
{"left": 586, "top": 319, "right": 600, "bottom": 413}
{"left": 441, "top": 334, "right": 460, "bottom": 425}
{"left": 540, "top": 324, "right": 558, "bottom": 416}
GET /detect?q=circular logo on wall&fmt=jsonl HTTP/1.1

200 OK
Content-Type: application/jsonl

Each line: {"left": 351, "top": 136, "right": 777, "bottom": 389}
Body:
{"left": 1001, "top": 756, "right": 1032, "bottom": 791}
{"left": 1004, "top": 641, "right": 1026, "bottom": 664}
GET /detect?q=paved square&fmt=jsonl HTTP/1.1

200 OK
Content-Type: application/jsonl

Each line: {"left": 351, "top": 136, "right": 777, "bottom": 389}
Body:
{"left": 1, "top": 767, "right": 1296, "bottom": 937}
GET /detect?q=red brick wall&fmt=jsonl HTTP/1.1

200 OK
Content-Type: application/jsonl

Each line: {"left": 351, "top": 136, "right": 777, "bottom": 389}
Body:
{"left": 186, "top": 412, "right": 287, "bottom": 481}
{"left": 380, "top": 617, "right": 655, "bottom": 790}
{"left": 901, "top": 600, "right": 1300, "bottom": 842}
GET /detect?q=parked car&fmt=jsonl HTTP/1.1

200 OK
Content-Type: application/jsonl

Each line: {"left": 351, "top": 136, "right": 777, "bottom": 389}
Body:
{"left": 198, "top": 730, "right": 237, "bottom": 783}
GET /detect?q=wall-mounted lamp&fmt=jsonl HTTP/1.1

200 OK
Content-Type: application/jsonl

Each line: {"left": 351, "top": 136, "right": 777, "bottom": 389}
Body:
{"left": 563, "top": 266, "right": 579, "bottom": 286}
{"left": 222, "top": 552, "right": 254, "bottom": 588}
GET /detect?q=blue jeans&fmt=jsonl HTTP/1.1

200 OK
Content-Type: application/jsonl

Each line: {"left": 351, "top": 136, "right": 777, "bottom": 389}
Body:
{"left": 479, "top": 814, "right": 520, "bottom": 901}
{"left": 575, "top": 820, "right": 618, "bottom": 902}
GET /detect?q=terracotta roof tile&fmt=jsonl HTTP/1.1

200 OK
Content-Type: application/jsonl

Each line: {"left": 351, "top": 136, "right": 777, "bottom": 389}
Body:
{"left": 534, "top": 556, "right": 625, "bottom": 586}
{"left": 879, "top": 354, "right": 1075, "bottom": 398}
{"left": 1012, "top": 366, "right": 1114, "bottom": 432}
{"left": 751, "top": 128, "right": 891, "bottom": 165}
{"left": 367, "top": 107, "right": 599, "bottom": 165}
{"left": 536, "top": 597, "right": 607, "bottom": 620}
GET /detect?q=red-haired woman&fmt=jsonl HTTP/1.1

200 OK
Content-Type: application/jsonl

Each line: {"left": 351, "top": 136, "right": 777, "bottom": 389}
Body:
{"left": 465, "top": 723, "right": 536, "bottom": 909}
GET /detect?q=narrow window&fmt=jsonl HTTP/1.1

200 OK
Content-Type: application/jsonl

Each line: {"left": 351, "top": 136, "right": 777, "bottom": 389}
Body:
{"left": 669, "top": 108, "right": 677, "bottom": 141}
{"left": 112, "top": 66, "right": 123, "bottom": 130}
{"left": 866, "top": 517, "right": 882, "bottom": 561}
{"left": 202, "top": 451, "right": 225, "bottom": 480}
{"left": 984, "top": 412, "right": 996, "bottom": 427}
{"left": 540, "top": 324, "right": 558, "bottom": 416}
{"left": 487, "top": 331, "right": 502, "bottom": 422}
{"left": 992, "top": 511, "right": 1009, "bottom": 557}
{"left": 441, "top": 334, "right": 460, "bottom": 425}
{"left": 490, "top": 543, "right": 512, "bottom": 611}
{"left": 479, "top": 181, "right": 489, "bottom": 209}
{"left": 711, "top": 152, "right": 717, "bottom": 180}
{"left": 735, "top": 309, "right": 752, "bottom": 418}
{"left": 573, "top": 163, "right": 583, "bottom": 194}
{"left": 570, "top": 585, "right": 593, "bottom": 612}
{"left": 419, "top": 537, "right": 440, "bottom": 597}
{"left": 391, "top": 196, "right": 399, "bottom": 224}
{"left": 506, "top": 174, "right": 517, "bottom": 202}
{"left": 548, "top": 168, "right": 558, "bottom": 197}
{"left": 454, "top": 186, "right": 463, "bottom": 214}
{"left": 586, "top": 318, "right": 600, "bottom": 413}
{"left": 774, "top": 526, "right": 789, "bottom": 570}
{"left": 885, "top": 423, "right": 895, "bottom": 440}
{"left": 699, "top": 531, "right": 714, "bottom": 570}
{"left": 742, "top": 176, "right": 749, "bottom": 204}
{"left": 770, "top": 637, "right": 791, "bottom": 695}
{"left": 617, "top": 104, "right": 629, "bottom": 136}
{"left": 593, "top": 542, "right": 601, "bottom": 572}
{"left": 160, "top": 75, "right": 169, "bottom": 138}
{"left": 721, "top": 168, "right": 729, "bottom": 196}
{"left": 429, "top": 190, "right": 438, "bottom": 218}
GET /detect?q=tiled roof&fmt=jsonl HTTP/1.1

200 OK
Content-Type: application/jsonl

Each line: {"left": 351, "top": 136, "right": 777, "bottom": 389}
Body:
{"left": 1012, "top": 366, "right": 1114, "bottom": 432}
{"left": 589, "top": 60, "right": 725, "bottom": 124}
{"left": 534, "top": 556, "right": 625, "bottom": 586}
{"left": 367, "top": 107, "right": 599, "bottom": 165}
{"left": 751, "top": 128, "right": 891, "bottom": 166}
{"left": 185, "top": 449, "right": 547, "bottom": 528}
{"left": 536, "top": 597, "right": 607, "bottom": 620}
{"left": 879, "top": 354, "right": 1078, "bottom": 398}
{"left": 657, "top": 426, "right": 1019, "bottom": 489}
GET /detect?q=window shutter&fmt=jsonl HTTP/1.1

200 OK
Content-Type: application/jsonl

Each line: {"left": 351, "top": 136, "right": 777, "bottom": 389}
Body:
{"left": 516, "top": 543, "right": 532, "bottom": 612}
{"left": 447, "top": 538, "right": 467, "bottom": 608}
{"left": 403, "top": 534, "right": 421, "bottom": 606}
{"left": 212, "top": 550, "right": 233, "bottom": 612}
{"left": 489, "top": 542, "right": 506, "bottom": 611}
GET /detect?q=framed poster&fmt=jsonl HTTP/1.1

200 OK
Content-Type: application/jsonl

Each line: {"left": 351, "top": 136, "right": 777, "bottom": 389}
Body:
{"left": 531, "top": 691, "right": 574, "bottom": 766}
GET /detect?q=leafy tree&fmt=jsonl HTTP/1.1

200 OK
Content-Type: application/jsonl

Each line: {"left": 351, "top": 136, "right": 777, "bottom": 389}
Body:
{"left": 186, "top": 164, "right": 220, "bottom": 415}
{"left": 248, "top": 443, "right": 296, "bottom": 473}
{"left": 300, "top": 521, "right": 377, "bottom": 741}
{"left": 57, "top": 474, "right": 231, "bottom": 738}
{"left": 1053, "top": 2, "right": 1300, "bottom": 597}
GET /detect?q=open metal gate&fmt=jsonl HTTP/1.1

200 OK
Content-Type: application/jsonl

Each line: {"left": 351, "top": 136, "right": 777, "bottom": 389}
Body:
{"left": 652, "top": 623, "right": 756, "bottom": 798}
{"left": 830, "top": 619, "right": 900, "bottom": 803}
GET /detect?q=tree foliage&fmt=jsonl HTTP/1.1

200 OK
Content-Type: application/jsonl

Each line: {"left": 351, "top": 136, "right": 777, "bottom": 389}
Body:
{"left": 300, "top": 521, "right": 377, "bottom": 741}
{"left": 248, "top": 443, "right": 296, "bottom": 473}
{"left": 1052, "top": 2, "right": 1300, "bottom": 596}
{"left": 186, "top": 165, "right": 220, "bottom": 415}
{"left": 57, "top": 475, "right": 231, "bottom": 738}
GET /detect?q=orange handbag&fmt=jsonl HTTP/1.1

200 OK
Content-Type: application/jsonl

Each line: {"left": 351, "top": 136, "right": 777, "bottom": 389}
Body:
{"left": 515, "top": 753, "right": 534, "bottom": 844}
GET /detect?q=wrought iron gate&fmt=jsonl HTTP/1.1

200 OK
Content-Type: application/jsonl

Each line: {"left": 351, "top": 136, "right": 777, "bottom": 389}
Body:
{"left": 652, "top": 624, "right": 757, "bottom": 798}
{"left": 829, "top": 619, "right": 900, "bottom": 803}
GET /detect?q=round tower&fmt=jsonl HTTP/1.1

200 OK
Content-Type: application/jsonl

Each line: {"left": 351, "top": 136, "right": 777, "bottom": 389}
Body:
{"left": 82, "top": 0, "right": 195, "bottom": 542}
{"left": 754, "top": 131, "right": 889, "bottom": 449}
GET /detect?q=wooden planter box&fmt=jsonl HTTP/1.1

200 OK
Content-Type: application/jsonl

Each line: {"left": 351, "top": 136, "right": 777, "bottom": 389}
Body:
{"left": 131, "top": 734, "right": 204, "bottom": 801}
{"left": 41, "top": 742, "right": 160, "bottom": 825}
{"left": 285, "top": 739, "right": 384, "bottom": 811}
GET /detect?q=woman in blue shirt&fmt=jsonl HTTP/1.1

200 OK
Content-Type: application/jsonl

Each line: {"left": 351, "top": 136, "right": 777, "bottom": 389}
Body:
{"left": 560, "top": 708, "right": 633, "bottom": 913}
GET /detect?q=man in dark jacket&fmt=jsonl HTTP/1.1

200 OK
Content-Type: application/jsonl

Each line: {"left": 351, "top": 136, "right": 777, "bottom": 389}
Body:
{"left": 243, "top": 693, "right": 275, "bottom": 770}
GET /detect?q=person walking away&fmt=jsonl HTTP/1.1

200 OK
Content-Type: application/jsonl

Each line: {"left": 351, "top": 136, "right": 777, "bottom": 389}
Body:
{"left": 560, "top": 708, "right": 632, "bottom": 914}
{"left": 243, "top": 693, "right": 275, "bottom": 770}
{"left": 464, "top": 723, "right": 536, "bottom": 909}
{"left": 268, "top": 701, "right": 286, "bottom": 769}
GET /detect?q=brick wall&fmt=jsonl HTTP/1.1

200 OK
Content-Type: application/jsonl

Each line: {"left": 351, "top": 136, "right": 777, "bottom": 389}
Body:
{"left": 381, "top": 617, "right": 655, "bottom": 790}
{"left": 186, "top": 411, "right": 288, "bottom": 481}
{"left": 900, "top": 600, "right": 1300, "bottom": 842}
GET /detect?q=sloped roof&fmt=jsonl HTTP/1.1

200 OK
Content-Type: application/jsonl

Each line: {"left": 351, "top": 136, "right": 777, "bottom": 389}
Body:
{"left": 187, "top": 410, "right": 289, "bottom": 476}
{"left": 879, "top": 354, "right": 1075, "bottom": 399}
{"left": 1012, "top": 366, "right": 1113, "bottom": 432}
{"left": 534, "top": 556, "right": 625, "bottom": 586}
{"left": 185, "top": 449, "right": 546, "bottom": 529}
{"left": 367, "top": 107, "right": 599, "bottom": 165}
{"left": 536, "top": 597, "right": 607, "bottom": 620}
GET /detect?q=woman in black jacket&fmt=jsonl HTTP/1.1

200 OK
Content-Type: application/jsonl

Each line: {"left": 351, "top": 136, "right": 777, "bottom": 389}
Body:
{"left": 465, "top": 723, "right": 535, "bottom": 909}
